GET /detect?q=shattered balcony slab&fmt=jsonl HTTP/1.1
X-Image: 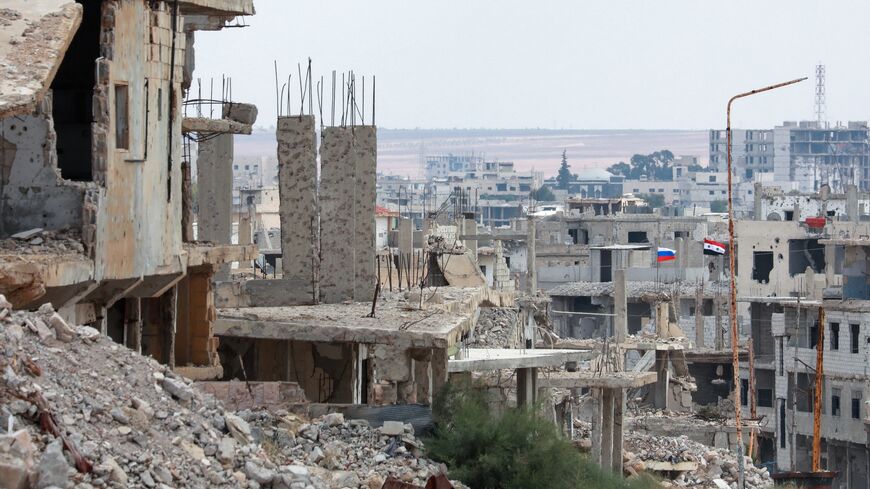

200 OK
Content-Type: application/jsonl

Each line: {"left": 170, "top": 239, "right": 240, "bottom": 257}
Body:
{"left": 178, "top": 0, "right": 254, "bottom": 16}
{"left": 0, "top": 1, "right": 82, "bottom": 118}
{"left": 548, "top": 280, "right": 727, "bottom": 300}
{"left": 181, "top": 117, "right": 252, "bottom": 135}
{"left": 0, "top": 234, "right": 93, "bottom": 307}
{"left": 216, "top": 287, "right": 508, "bottom": 349}
{"left": 549, "top": 337, "right": 687, "bottom": 351}
{"left": 447, "top": 348, "right": 594, "bottom": 372}
{"left": 183, "top": 242, "right": 258, "bottom": 267}
{"left": 537, "top": 371, "right": 657, "bottom": 389}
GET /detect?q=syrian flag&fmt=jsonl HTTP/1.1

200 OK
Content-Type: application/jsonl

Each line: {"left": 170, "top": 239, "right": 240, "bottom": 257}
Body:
{"left": 657, "top": 247, "right": 676, "bottom": 262}
{"left": 703, "top": 238, "right": 727, "bottom": 256}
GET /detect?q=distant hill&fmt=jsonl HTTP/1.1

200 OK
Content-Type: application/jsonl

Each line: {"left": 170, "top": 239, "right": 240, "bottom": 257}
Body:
{"left": 234, "top": 128, "right": 708, "bottom": 177}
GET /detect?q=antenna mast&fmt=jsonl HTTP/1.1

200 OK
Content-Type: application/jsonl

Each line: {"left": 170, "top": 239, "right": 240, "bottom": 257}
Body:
{"left": 814, "top": 64, "right": 826, "bottom": 123}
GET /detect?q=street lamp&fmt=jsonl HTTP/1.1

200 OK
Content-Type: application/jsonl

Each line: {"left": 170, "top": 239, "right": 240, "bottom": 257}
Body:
{"left": 725, "top": 76, "right": 806, "bottom": 488}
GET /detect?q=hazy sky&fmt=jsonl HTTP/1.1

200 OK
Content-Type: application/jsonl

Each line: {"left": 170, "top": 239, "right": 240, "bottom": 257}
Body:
{"left": 195, "top": 1, "right": 870, "bottom": 130}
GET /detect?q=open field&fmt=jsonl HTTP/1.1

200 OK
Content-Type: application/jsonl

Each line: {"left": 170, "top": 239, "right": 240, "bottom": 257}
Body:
{"left": 235, "top": 128, "right": 709, "bottom": 177}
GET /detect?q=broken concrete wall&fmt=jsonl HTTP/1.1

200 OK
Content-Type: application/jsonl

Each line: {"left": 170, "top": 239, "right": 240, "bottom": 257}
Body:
{"left": 352, "top": 126, "right": 377, "bottom": 300}
{"left": 319, "top": 126, "right": 354, "bottom": 302}
{"left": 277, "top": 116, "right": 317, "bottom": 295}
{"left": 0, "top": 94, "right": 86, "bottom": 237}
{"left": 319, "top": 126, "right": 377, "bottom": 302}
{"left": 196, "top": 134, "right": 233, "bottom": 242}
{"left": 92, "top": 0, "right": 185, "bottom": 281}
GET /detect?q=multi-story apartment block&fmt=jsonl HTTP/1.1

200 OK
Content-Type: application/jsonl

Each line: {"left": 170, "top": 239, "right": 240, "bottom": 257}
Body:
{"left": 710, "top": 129, "right": 775, "bottom": 178}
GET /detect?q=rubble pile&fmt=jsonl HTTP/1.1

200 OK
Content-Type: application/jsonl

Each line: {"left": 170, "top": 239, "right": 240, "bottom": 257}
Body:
{"left": 625, "top": 433, "right": 772, "bottom": 489}
{"left": 468, "top": 307, "right": 518, "bottom": 347}
{"left": 0, "top": 228, "right": 85, "bottom": 255}
{"left": 245, "top": 411, "right": 467, "bottom": 489}
{"left": 0, "top": 298, "right": 463, "bottom": 489}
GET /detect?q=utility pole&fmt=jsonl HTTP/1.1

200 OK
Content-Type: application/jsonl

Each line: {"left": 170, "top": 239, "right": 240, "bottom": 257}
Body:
{"left": 726, "top": 76, "right": 806, "bottom": 488}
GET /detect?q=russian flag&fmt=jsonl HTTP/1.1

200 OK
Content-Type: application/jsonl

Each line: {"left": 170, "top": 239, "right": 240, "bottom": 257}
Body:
{"left": 657, "top": 247, "right": 676, "bottom": 262}
{"left": 703, "top": 238, "right": 727, "bottom": 255}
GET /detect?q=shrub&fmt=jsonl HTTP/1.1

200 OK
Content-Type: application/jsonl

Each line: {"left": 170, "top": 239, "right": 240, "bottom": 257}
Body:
{"left": 426, "top": 385, "right": 655, "bottom": 489}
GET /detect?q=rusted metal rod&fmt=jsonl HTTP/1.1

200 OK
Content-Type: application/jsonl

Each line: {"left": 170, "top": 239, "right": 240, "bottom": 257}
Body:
{"left": 726, "top": 76, "right": 806, "bottom": 489}
{"left": 812, "top": 306, "right": 825, "bottom": 472}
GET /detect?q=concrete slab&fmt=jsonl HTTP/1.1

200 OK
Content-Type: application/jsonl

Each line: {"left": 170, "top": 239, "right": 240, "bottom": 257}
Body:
{"left": 184, "top": 243, "right": 258, "bottom": 267}
{"left": 537, "top": 371, "right": 657, "bottom": 389}
{"left": 0, "top": 1, "right": 82, "bottom": 118}
{"left": 447, "top": 348, "right": 593, "bottom": 373}
{"left": 216, "top": 287, "right": 499, "bottom": 349}
{"left": 182, "top": 117, "right": 252, "bottom": 134}
{"left": 551, "top": 338, "right": 686, "bottom": 351}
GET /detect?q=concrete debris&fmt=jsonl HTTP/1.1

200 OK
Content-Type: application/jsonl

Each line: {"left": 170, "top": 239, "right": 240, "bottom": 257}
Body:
{"left": 10, "top": 228, "right": 43, "bottom": 240}
{"left": 0, "top": 229, "right": 84, "bottom": 256}
{"left": 624, "top": 433, "right": 771, "bottom": 489}
{"left": 468, "top": 306, "right": 518, "bottom": 348}
{"left": 0, "top": 303, "right": 470, "bottom": 488}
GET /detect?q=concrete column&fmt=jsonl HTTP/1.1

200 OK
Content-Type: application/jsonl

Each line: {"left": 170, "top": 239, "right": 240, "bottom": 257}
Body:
{"left": 430, "top": 347, "right": 448, "bottom": 398}
{"left": 352, "top": 126, "right": 377, "bottom": 301}
{"left": 320, "top": 127, "right": 355, "bottom": 303}
{"left": 654, "top": 350, "right": 670, "bottom": 410}
{"left": 527, "top": 217, "right": 537, "bottom": 293}
{"left": 590, "top": 388, "right": 602, "bottom": 465}
{"left": 516, "top": 367, "right": 537, "bottom": 406}
{"left": 196, "top": 133, "right": 233, "bottom": 280}
{"left": 277, "top": 116, "right": 317, "bottom": 294}
{"left": 695, "top": 284, "right": 705, "bottom": 348}
{"left": 464, "top": 214, "right": 477, "bottom": 256}
{"left": 124, "top": 298, "right": 141, "bottom": 354}
{"left": 753, "top": 182, "right": 762, "bottom": 219}
{"left": 846, "top": 184, "right": 859, "bottom": 222}
{"left": 613, "top": 269, "right": 627, "bottom": 344}
{"left": 238, "top": 213, "right": 252, "bottom": 245}
{"left": 398, "top": 218, "right": 413, "bottom": 256}
{"left": 612, "top": 388, "right": 625, "bottom": 476}
{"left": 600, "top": 388, "right": 615, "bottom": 471}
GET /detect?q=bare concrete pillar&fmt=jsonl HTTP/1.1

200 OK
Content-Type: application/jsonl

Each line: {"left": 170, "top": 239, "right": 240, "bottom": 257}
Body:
{"left": 612, "top": 388, "right": 625, "bottom": 475}
{"left": 320, "top": 127, "right": 355, "bottom": 303}
{"left": 695, "top": 284, "right": 705, "bottom": 348}
{"left": 613, "top": 269, "right": 627, "bottom": 344}
{"left": 398, "top": 218, "right": 413, "bottom": 256}
{"left": 431, "top": 347, "right": 448, "bottom": 398}
{"left": 277, "top": 116, "right": 317, "bottom": 296}
{"left": 352, "top": 126, "right": 377, "bottom": 301}
{"left": 238, "top": 213, "right": 252, "bottom": 245}
{"left": 846, "top": 184, "right": 859, "bottom": 222}
{"left": 753, "top": 182, "right": 762, "bottom": 219}
{"left": 590, "top": 388, "right": 602, "bottom": 464}
{"left": 654, "top": 350, "right": 670, "bottom": 410}
{"left": 464, "top": 214, "right": 477, "bottom": 256}
{"left": 600, "top": 388, "right": 615, "bottom": 470}
{"left": 527, "top": 217, "right": 537, "bottom": 293}
{"left": 516, "top": 367, "right": 537, "bottom": 406}
{"left": 196, "top": 133, "right": 233, "bottom": 279}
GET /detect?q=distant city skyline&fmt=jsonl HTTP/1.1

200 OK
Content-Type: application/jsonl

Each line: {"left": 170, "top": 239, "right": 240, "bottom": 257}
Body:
{"left": 195, "top": 1, "right": 870, "bottom": 130}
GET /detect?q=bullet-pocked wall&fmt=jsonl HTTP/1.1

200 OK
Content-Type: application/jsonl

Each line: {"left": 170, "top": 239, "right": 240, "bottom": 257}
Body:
{"left": 319, "top": 125, "right": 377, "bottom": 303}
{"left": 277, "top": 115, "right": 317, "bottom": 294}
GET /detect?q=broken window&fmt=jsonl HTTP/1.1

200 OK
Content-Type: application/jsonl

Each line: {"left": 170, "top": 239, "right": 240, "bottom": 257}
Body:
{"left": 788, "top": 239, "right": 825, "bottom": 276}
{"left": 758, "top": 389, "right": 773, "bottom": 408}
{"left": 50, "top": 0, "right": 101, "bottom": 181}
{"left": 830, "top": 322, "right": 839, "bottom": 350}
{"left": 850, "top": 323, "right": 859, "bottom": 353}
{"left": 831, "top": 389, "right": 841, "bottom": 416}
{"left": 627, "top": 231, "right": 648, "bottom": 243}
{"left": 752, "top": 251, "right": 773, "bottom": 283}
{"left": 779, "top": 402, "right": 786, "bottom": 448}
{"left": 852, "top": 392, "right": 862, "bottom": 419}
{"left": 740, "top": 379, "right": 748, "bottom": 406}
{"left": 115, "top": 84, "right": 129, "bottom": 150}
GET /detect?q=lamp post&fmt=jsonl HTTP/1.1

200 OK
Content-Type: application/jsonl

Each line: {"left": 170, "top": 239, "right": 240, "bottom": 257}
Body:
{"left": 725, "top": 77, "right": 806, "bottom": 488}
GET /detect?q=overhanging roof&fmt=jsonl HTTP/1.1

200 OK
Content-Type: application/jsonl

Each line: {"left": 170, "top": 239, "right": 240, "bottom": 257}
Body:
{"left": 0, "top": 1, "right": 82, "bottom": 119}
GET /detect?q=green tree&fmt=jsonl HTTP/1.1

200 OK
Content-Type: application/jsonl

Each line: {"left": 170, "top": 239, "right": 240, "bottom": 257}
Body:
{"left": 426, "top": 385, "right": 655, "bottom": 489}
{"left": 556, "top": 150, "right": 573, "bottom": 190}
{"left": 530, "top": 186, "right": 556, "bottom": 201}
{"left": 607, "top": 161, "right": 631, "bottom": 178}
{"left": 607, "top": 150, "right": 675, "bottom": 180}
{"left": 637, "top": 193, "right": 665, "bottom": 208}
{"left": 710, "top": 199, "right": 728, "bottom": 213}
